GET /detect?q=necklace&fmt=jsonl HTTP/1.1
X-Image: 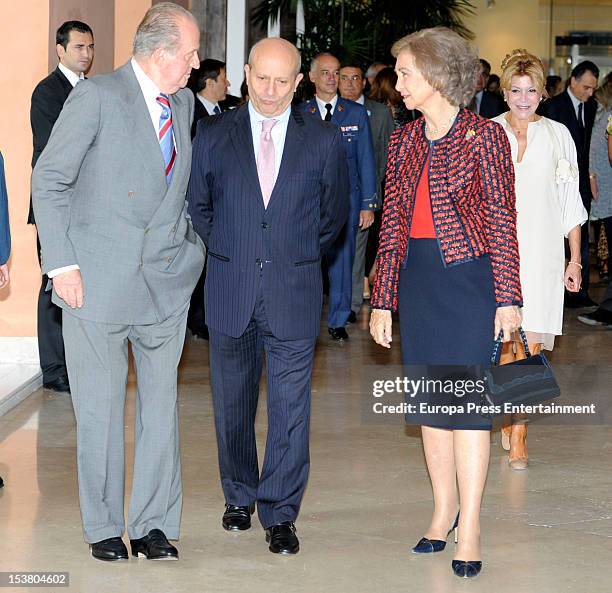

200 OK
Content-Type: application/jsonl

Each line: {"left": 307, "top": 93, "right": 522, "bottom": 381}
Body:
{"left": 425, "top": 108, "right": 460, "bottom": 136}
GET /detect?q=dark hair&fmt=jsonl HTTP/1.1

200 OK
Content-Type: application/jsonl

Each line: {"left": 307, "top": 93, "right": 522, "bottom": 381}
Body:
{"left": 369, "top": 67, "right": 401, "bottom": 106}
{"left": 571, "top": 60, "right": 599, "bottom": 81}
{"left": 479, "top": 58, "right": 491, "bottom": 77}
{"left": 339, "top": 62, "right": 364, "bottom": 75}
{"left": 56, "top": 21, "right": 93, "bottom": 49}
{"left": 190, "top": 59, "right": 226, "bottom": 93}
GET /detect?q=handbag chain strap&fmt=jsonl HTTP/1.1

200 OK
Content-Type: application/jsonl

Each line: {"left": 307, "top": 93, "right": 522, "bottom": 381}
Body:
{"left": 491, "top": 327, "right": 531, "bottom": 365}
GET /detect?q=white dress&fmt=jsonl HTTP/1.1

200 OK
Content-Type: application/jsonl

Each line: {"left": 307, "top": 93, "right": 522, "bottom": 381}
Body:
{"left": 492, "top": 114, "right": 587, "bottom": 350}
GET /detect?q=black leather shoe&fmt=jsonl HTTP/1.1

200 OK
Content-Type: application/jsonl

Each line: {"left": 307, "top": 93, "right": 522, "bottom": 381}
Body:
{"left": 328, "top": 327, "right": 349, "bottom": 341}
{"left": 265, "top": 521, "right": 299, "bottom": 555}
{"left": 347, "top": 311, "right": 357, "bottom": 324}
{"left": 452, "top": 560, "right": 482, "bottom": 578}
{"left": 222, "top": 503, "right": 255, "bottom": 531}
{"left": 90, "top": 537, "right": 128, "bottom": 561}
{"left": 578, "top": 308, "right": 612, "bottom": 327}
{"left": 190, "top": 327, "right": 209, "bottom": 340}
{"left": 43, "top": 376, "right": 70, "bottom": 394}
{"left": 130, "top": 529, "right": 178, "bottom": 560}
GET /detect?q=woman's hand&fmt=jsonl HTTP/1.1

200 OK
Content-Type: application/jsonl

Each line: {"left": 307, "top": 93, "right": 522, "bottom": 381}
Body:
{"left": 370, "top": 309, "right": 392, "bottom": 348}
{"left": 564, "top": 262, "right": 582, "bottom": 292}
{"left": 494, "top": 306, "right": 522, "bottom": 342}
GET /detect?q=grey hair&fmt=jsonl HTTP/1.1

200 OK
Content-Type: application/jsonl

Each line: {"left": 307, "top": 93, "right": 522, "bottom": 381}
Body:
{"left": 391, "top": 27, "right": 480, "bottom": 108}
{"left": 247, "top": 38, "right": 302, "bottom": 76}
{"left": 310, "top": 52, "right": 338, "bottom": 73}
{"left": 133, "top": 2, "right": 197, "bottom": 57}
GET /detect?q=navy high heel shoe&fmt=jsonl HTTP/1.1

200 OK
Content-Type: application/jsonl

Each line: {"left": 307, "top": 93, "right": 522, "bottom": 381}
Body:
{"left": 411, "top": 511, "right": 459, "bottom": 554}
{"left": 452, "top": 559, "right": 482, "bottom": 578}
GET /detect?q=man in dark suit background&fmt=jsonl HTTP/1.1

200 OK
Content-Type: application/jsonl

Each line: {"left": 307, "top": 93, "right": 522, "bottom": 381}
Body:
{"left": 29, "top": 20, "right": 94, "bottom": 394}
{"left": 188, "top": 58, "right": 230, "bottom": 138}
{"left": 186, "top": 58, "right": 231, "bottom": 341}
{"left": 540, "top": 60, "right": 599, "bottom": 308}
{"left": 302, "top": 53, "right": 377, "bottom": 340}
{"left": 468, "top": 58, "right": 506, "bottom": 118}
{"left": 188, "top": 37, "right": 348, "bottom": 555}
{"left": 338, "top": 62, "right": 394, "bottom": 319}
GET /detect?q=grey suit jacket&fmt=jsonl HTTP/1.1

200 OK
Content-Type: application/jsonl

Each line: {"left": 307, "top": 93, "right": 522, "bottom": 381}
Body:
{"left": 32, "top": 62, "right": 205, "bottom": 325}
{"left": 364, "top": 98, "right": 394, "bottom": 190}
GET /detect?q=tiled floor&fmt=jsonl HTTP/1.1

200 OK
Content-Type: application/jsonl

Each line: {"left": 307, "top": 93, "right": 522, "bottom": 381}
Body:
{"left": 1, "top": 291, "right": 611, "bottom": 593}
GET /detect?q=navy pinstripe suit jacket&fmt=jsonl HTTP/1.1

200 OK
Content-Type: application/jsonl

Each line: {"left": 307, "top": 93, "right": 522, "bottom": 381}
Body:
{"left": 187, "top": 104, "right": 349, "bottom": 340}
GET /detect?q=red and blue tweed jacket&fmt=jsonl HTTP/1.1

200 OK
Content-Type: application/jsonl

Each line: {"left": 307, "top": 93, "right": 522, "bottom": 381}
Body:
{"left": 371, "top": 108, "right": 522, "bottom": 311}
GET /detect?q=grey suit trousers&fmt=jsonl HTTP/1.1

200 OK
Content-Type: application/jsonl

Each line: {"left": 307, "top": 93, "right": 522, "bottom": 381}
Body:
{"left": 351, "top": 227, "right": 369, "bottom": 313}
{"left": 62, "top": 303, "right": 188, "bottom": 543}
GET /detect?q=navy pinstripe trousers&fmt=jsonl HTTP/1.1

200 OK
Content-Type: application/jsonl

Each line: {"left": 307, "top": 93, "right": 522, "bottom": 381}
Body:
{"left": 208, "top": 274, "right": 316, "bottom": 529}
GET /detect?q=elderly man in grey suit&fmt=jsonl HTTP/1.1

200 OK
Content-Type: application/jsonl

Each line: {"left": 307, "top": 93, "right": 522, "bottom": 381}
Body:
{"left": 338, "top": 63, "right": 394, "bottom": 319}
{"left": 32, "top": 3, "right": 204, "bottom": 562}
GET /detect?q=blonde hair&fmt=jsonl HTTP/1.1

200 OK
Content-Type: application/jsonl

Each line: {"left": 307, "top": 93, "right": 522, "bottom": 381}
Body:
{"left": 500, "top": 49, "right": 547, "bottom": 97}
{"left": 391, "top": 27, "right": 480, "bottom": 107}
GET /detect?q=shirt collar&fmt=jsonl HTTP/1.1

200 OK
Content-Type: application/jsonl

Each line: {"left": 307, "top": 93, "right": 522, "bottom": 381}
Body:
{"left": 355, "top": 94, "right": 365, "bottom": 105}
{"left": 58, "top": 62, "right": 84, "bottom": 88}
{"left": 131, "top": 58, "right": 162, "bottom": 101}
{"left": 197, "top": 94, "right": 220, "bottom": 115}
{"left": 248, "top": 101, "right": 292, "bottom": 126}
{"left": 316, "top": 94, "right": 338, "bottom": 112}
{"left": 567, "top": 88, "right": 583, "bottom": 110}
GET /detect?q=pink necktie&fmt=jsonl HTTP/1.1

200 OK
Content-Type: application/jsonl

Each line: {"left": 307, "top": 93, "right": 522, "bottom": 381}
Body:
{"left": 257, "top": 119, "right": 278, "bottom": 208}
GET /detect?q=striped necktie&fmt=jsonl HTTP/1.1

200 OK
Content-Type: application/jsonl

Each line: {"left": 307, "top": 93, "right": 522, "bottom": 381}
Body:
{"left": 156, "top": 94, "right": 176, "bottom": 185}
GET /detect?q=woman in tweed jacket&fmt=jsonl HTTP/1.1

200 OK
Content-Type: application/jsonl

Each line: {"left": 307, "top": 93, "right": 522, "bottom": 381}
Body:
{"left": 370, "top": 28, "right": 522, "bottom": 579}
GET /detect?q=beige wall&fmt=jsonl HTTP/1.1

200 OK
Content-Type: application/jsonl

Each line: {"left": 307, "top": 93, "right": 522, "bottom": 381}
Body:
{"left": 0, "top": 0, "right": 153, "bottom": 337}
{"left": 0, "top": 1, "right": 48, "bottom": 337}
{"left": 465, "top": 0, "right": 541, "bottom": 75}
{"left": 115, "top": 0, "right": 151, "bottom": 67}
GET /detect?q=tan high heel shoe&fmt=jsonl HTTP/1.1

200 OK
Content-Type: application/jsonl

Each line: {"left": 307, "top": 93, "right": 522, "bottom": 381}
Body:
{"left": 508, "top": 423, "right": 528, "bottom": 470}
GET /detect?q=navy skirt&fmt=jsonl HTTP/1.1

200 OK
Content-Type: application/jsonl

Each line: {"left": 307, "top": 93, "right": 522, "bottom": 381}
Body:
{"left": 398, "top": 239, "right": 496, "bottom": 430}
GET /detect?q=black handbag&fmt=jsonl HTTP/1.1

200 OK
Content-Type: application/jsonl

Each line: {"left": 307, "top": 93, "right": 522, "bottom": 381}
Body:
{"left": 481, "top": 328, "right": 560, "bottom": 417}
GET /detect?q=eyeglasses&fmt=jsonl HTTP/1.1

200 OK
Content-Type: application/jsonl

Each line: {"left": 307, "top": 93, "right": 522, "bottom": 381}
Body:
{"left": 339, "top": 75, "right": 362, "bottom": 82}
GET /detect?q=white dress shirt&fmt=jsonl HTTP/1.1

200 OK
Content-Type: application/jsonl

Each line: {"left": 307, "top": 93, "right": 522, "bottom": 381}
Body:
{"left": 197, "top": 94, "right": 220, "bottom": 116}
{"left": 48, "top": 59, "right": 172, "bottom": 279}
{"left": 248, "top": 101, "right": 291, "bottom": 184}
{"left": 355, "top": 94, "right": 365, "bottom": 105}
{"left": 475, "top": 89, "right": 484, "bottom": 115}
{"left": 315, "top": 94, "right": 338, "bottom": 120}
{"left": 567, "top": 88, "right": 584, "bottom": 125}
{"left": 58, "top": 62, "right": 85, "bottom": 87}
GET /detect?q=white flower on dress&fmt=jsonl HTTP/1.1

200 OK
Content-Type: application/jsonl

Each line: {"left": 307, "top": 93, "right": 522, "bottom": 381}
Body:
{"left": 555, "top": 157, "right": 578, "bottom": 183}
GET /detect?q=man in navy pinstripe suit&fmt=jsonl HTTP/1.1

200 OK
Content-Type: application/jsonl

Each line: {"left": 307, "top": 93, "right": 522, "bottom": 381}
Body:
{"left": 187, "top": 38, "right": 348, "bottom": 555}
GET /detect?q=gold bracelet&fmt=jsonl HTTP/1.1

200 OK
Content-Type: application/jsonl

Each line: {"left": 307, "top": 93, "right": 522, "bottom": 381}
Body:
{"left": 569, "top": 261, "right": 582, "bottom": 269}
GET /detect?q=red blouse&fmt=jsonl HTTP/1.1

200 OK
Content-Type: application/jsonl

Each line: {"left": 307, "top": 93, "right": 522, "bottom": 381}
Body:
{"left": 410, "top": 158, "right": 436, "bottom": 239}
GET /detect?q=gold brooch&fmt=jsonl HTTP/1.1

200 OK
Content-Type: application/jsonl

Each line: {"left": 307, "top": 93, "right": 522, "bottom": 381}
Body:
{"left": 465, "top": 129, "right": 475, "bottom": 140}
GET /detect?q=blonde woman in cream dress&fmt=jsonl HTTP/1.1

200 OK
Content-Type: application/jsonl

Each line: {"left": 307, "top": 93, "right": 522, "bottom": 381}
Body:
{"left": 493, "top": 50, "right": 587, "bottom": 469}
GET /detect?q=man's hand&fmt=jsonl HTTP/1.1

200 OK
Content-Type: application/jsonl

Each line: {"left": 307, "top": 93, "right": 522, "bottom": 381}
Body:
{"left": 494, "top": 305, "right": 522, "bottom": 342}
{"left": 359, "top": 210, "right": 375, "bottom": 229}
{"left": 370, "top": 309, "right": 392, "bottom": 348}
{"left": 0, "top": 263, "right": 9, "bottom": 289}
{"left": 53, "top": 269, "right": 84, "bottom": 308}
